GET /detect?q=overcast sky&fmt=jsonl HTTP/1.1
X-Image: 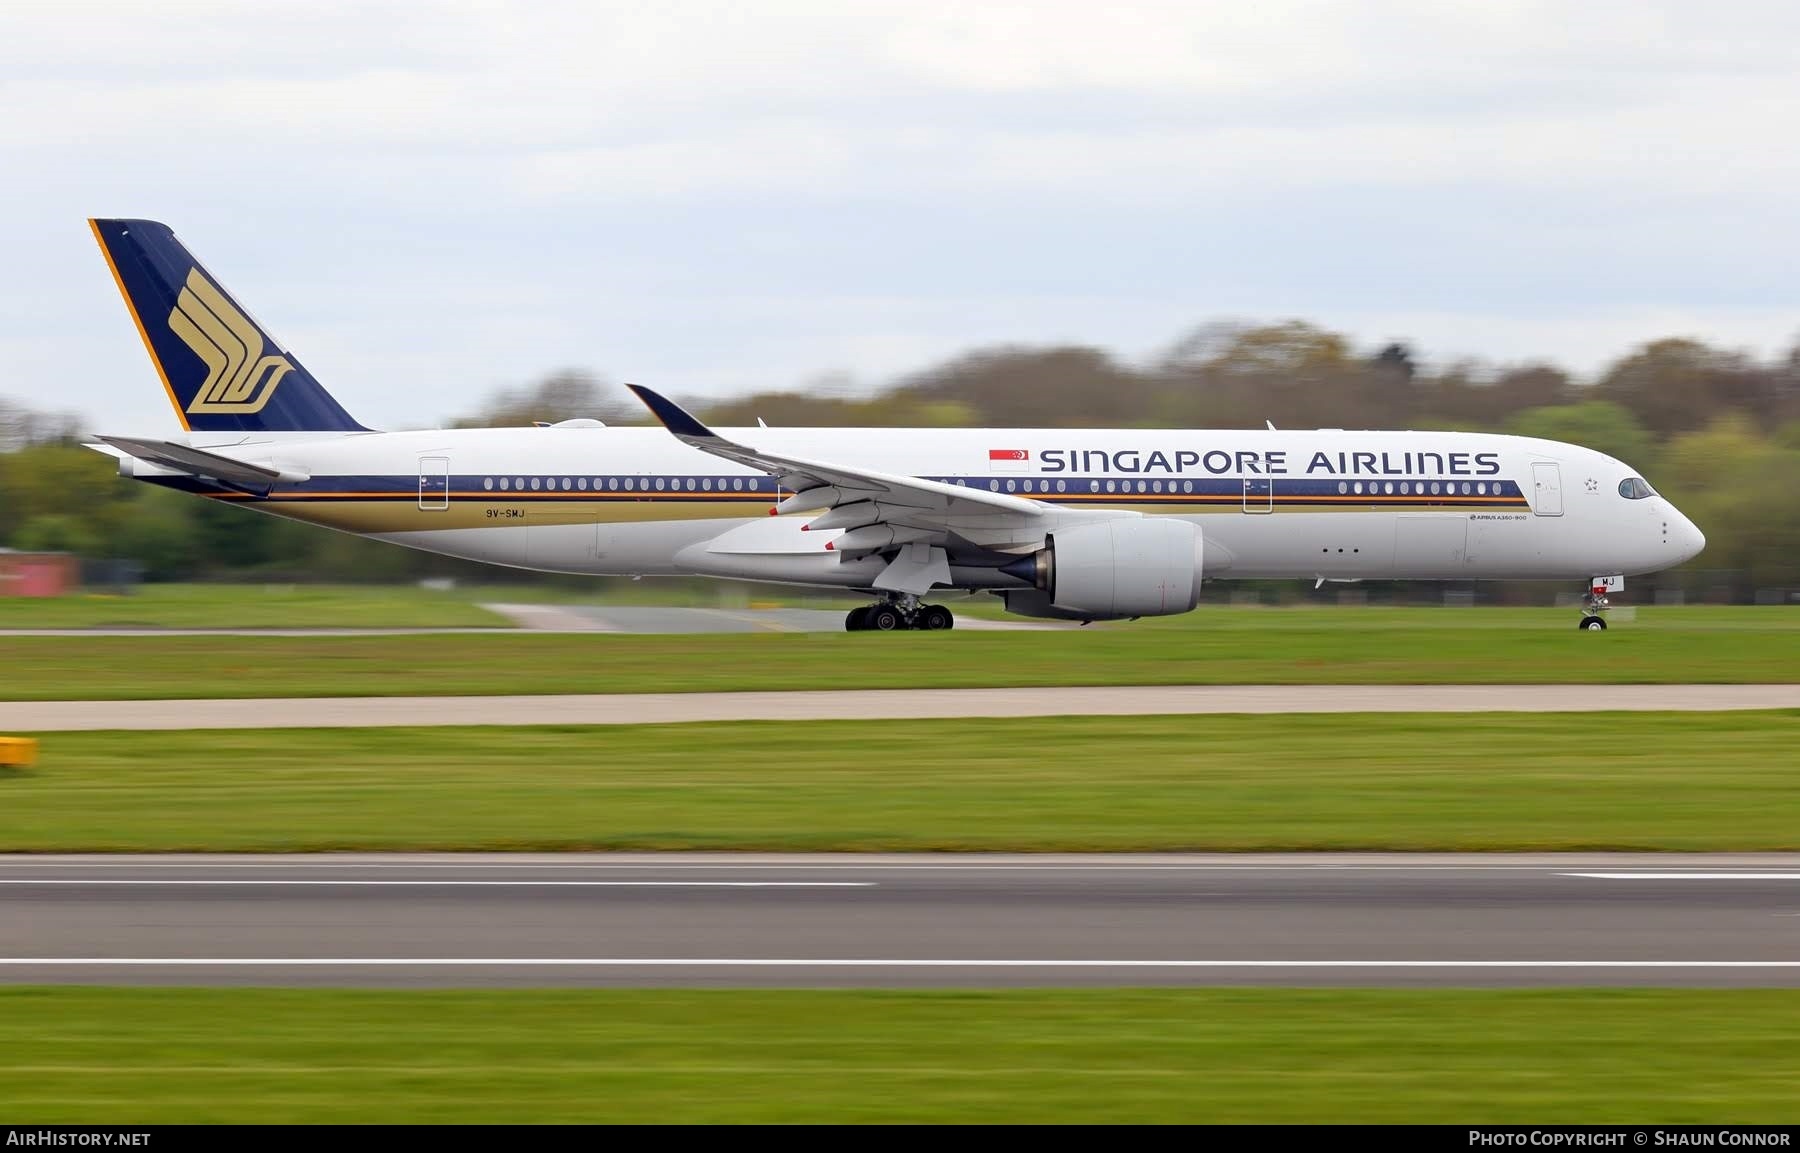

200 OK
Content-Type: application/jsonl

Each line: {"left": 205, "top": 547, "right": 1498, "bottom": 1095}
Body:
{"left": 3, "top": 0, "right": 1797, "bottom": 434}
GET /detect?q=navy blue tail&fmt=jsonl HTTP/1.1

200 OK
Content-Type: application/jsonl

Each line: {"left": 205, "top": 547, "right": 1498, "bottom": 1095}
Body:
{"left": 90, "top": 219, "right": 367, "bottom": 433}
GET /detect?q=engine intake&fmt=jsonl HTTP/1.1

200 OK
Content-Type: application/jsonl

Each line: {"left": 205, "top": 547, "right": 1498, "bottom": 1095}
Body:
{"left": 1000, "top": 518, "right": 1202, "bottom": 621}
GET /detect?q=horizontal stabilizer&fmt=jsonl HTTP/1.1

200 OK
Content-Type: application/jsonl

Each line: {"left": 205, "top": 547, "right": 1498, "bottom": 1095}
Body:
{"left": 91, "top": 436, "right": 308, "bottom": 488}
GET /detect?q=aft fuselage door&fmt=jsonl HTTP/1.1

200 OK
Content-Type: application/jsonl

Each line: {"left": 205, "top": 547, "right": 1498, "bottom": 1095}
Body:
{"left": 1241, "top": 476, "right": 1273, "bottom": 514}
{"left": 418, "top": 456, "right": 450, "bottom": 511}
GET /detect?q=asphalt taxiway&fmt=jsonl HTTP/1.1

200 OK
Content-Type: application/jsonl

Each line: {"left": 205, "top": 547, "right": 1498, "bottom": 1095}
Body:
{"left": 5, "top": 853, "right": 1798, "bottom": 988}
{"left": 4, "top": 683, "right": 1797, "bottom": 731}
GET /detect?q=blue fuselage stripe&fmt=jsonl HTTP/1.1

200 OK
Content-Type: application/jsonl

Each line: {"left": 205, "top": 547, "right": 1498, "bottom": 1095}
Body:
{"left": 148, "top": 473, "right": 1532, "bottom": 507}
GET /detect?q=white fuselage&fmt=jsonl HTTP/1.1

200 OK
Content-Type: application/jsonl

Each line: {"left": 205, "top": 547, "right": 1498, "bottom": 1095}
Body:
{"left": 124, "top": 424, "right": 1706, "bottom": 591}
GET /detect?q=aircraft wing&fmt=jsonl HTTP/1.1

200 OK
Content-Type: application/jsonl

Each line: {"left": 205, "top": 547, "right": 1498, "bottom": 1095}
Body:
{"left": 626, "top": 384, "right": 1054, "bottom": 589}
{"left": 89, "top": 436, "right": 309, "bottom": 489}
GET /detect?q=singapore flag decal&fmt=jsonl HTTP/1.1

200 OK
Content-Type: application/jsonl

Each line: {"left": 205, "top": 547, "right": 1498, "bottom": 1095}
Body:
{"left": 988, "top": 448, "right": 1031, "bottom": 473}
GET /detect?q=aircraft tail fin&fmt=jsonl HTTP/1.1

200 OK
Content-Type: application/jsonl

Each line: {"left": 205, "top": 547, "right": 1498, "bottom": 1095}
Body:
{"left": 89, "top": 219, "right": 368, "bottom": 433}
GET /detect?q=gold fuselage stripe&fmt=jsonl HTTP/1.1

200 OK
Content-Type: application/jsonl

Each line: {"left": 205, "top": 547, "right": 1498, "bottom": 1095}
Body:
{"left": 213, "top": 492, "right": 1528, "bottom": 534}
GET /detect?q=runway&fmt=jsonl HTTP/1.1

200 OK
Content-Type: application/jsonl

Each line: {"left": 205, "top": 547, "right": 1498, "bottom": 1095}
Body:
{"left": 0, "top": 604, "right": 1052, "bottom": 637}
{"left": 482, "top": 603, "right": 1054, "bottom": 633}
{"left": 5, "top": 853, "right": 1800, "bottom": 987}
{"left": 5, "top": 683, "right": 1798, "bottom": 731}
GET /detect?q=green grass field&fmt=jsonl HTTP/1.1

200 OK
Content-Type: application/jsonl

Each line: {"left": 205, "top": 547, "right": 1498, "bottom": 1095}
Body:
{"left": 0, "top": 584, "right": 509, "bottom": 629}
{"left": 2, "top": 987, "right": 1796, "bottom": 1122}
{"left": 3, "top": 605, "right": 1797, "bottom": 700}
{"left": 6, "top": 712, "right": 1796, "bottom": 851}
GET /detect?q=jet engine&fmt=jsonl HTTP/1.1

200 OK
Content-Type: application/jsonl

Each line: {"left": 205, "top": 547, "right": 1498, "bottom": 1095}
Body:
{"left": 999, "top": 518, "right": 1202, "bottom": 621}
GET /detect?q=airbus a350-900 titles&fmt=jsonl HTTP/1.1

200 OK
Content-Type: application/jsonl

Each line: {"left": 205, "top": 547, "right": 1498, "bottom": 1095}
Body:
{"left": 84, "top": 219, "right": 1705, "bottom": 631}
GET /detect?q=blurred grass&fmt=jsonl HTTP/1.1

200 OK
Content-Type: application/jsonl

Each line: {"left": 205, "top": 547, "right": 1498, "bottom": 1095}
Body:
{"left": 3, "top": 606, "right": 1797, "bottom": 700}
{"left": 5, "top": 712, "right": 1798, "bottom": 851}
{"left": 2, "top": 987, "right": 1797, "bottom": 1122}
{"left": 0, "top": 584, "right": 508, "bottom": 629}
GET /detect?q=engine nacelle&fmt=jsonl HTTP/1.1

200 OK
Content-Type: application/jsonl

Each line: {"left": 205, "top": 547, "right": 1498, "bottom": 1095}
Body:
{"left": 1000, "top": 518, "right": 1202, "bottom": 621}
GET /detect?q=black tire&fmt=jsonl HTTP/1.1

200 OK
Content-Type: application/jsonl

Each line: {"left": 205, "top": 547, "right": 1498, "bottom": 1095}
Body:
{"left": 868, "top": 605, "right": 904, "bottom": 631}
{"left": 921, "top": 605, "right": 954, "bottom": 631}
{"left": 845, "top": 607, "right": 869, "bottom": 631}
{"left": 1579, "top": 616, "right": 1607, "bottom": 631}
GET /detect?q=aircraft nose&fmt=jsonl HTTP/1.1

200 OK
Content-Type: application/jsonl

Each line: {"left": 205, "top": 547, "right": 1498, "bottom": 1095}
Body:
{"left": 1672, "top": 507, "right": 1706, "bottom": 563}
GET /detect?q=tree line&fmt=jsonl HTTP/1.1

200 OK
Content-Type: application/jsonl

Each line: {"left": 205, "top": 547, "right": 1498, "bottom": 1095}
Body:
{"left": 3, "top": 322, "right": 1798, "bottom": 598}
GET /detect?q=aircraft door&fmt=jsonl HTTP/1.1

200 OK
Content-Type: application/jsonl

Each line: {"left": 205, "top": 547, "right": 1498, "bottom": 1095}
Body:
{"left": 418, "top": 456, "right": 449, "bottom": 511}
{"left": 1241, "top": 476, "right": 1273, "bottom": 514}
{"left": 1530, "top": 462, "right": 1563, "bottom": 517}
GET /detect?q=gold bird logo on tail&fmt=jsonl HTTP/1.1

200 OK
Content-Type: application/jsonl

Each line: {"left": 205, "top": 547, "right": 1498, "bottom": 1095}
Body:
{"left": 168, "top": 268, "right": 293, "bottom": 414}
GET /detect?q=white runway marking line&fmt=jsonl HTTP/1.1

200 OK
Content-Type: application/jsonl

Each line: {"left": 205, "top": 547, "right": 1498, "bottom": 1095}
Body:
{"left": 0, "top": 880, "right": 872, "bottom": 889}
{"left": 1562, "top": 873, "right": 1800, "bottom": 880}
{"left": 0, "top": 862, "right": 1708, "bottom": 872}
{"left": 2, "top": 958, "right": 1800, "bottom": 969}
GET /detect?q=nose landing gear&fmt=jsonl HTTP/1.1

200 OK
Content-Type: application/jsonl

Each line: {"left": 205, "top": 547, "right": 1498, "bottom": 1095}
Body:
{"left": 1576, "top": 579, "right": 1620, "bottom": 633}
{"left": 844, "top": 596, "right": 955, "bottom": 632}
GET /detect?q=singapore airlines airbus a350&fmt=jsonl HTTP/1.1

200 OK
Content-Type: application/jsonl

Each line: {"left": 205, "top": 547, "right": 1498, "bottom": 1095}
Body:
{"left": 84, "top": 219, "right": 1705, "bottom": 631}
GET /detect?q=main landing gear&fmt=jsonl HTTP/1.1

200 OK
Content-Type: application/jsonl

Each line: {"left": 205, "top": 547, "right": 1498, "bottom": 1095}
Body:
{"left": 845, "top": 596, "right": 955, "bottom": 632}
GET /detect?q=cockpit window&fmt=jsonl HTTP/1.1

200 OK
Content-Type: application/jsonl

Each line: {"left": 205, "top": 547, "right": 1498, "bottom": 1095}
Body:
{"left": 1618, "top": 477, "right": 1656, "bottom": 500}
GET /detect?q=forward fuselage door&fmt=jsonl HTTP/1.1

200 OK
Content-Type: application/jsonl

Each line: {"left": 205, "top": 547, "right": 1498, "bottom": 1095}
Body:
{"left": 1530, "top": 462, "right": 1563, "bottom": 517}
{"left": 1241, "top": 476, "right": 1273, "bottom": 514}
{"left": 418, "top": 456, "right": 450, "bottom": 511}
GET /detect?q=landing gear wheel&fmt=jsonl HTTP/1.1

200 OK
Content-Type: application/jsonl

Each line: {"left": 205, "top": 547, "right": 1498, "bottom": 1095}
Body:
{"left": 1579, "top": 616, "right": 1607, "bottom": 631}
{"left": 920, "top": 605, "right": 954, "bottom": 631}
{"left": 867, "top": 605, "right": 904, "bottom": 631}
{"left": 845, "top": 607, "right": 871, "bottom": 631}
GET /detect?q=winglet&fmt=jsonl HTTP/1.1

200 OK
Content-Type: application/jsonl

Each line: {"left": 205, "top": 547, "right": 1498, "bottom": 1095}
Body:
{"left": 625, "top": 383, "right": 715, "bottom": 440}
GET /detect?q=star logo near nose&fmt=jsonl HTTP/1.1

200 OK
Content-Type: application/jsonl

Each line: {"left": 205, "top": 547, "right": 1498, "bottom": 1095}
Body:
{"left": 1584, "top": 477, "right": 1599, "bottom": 492}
